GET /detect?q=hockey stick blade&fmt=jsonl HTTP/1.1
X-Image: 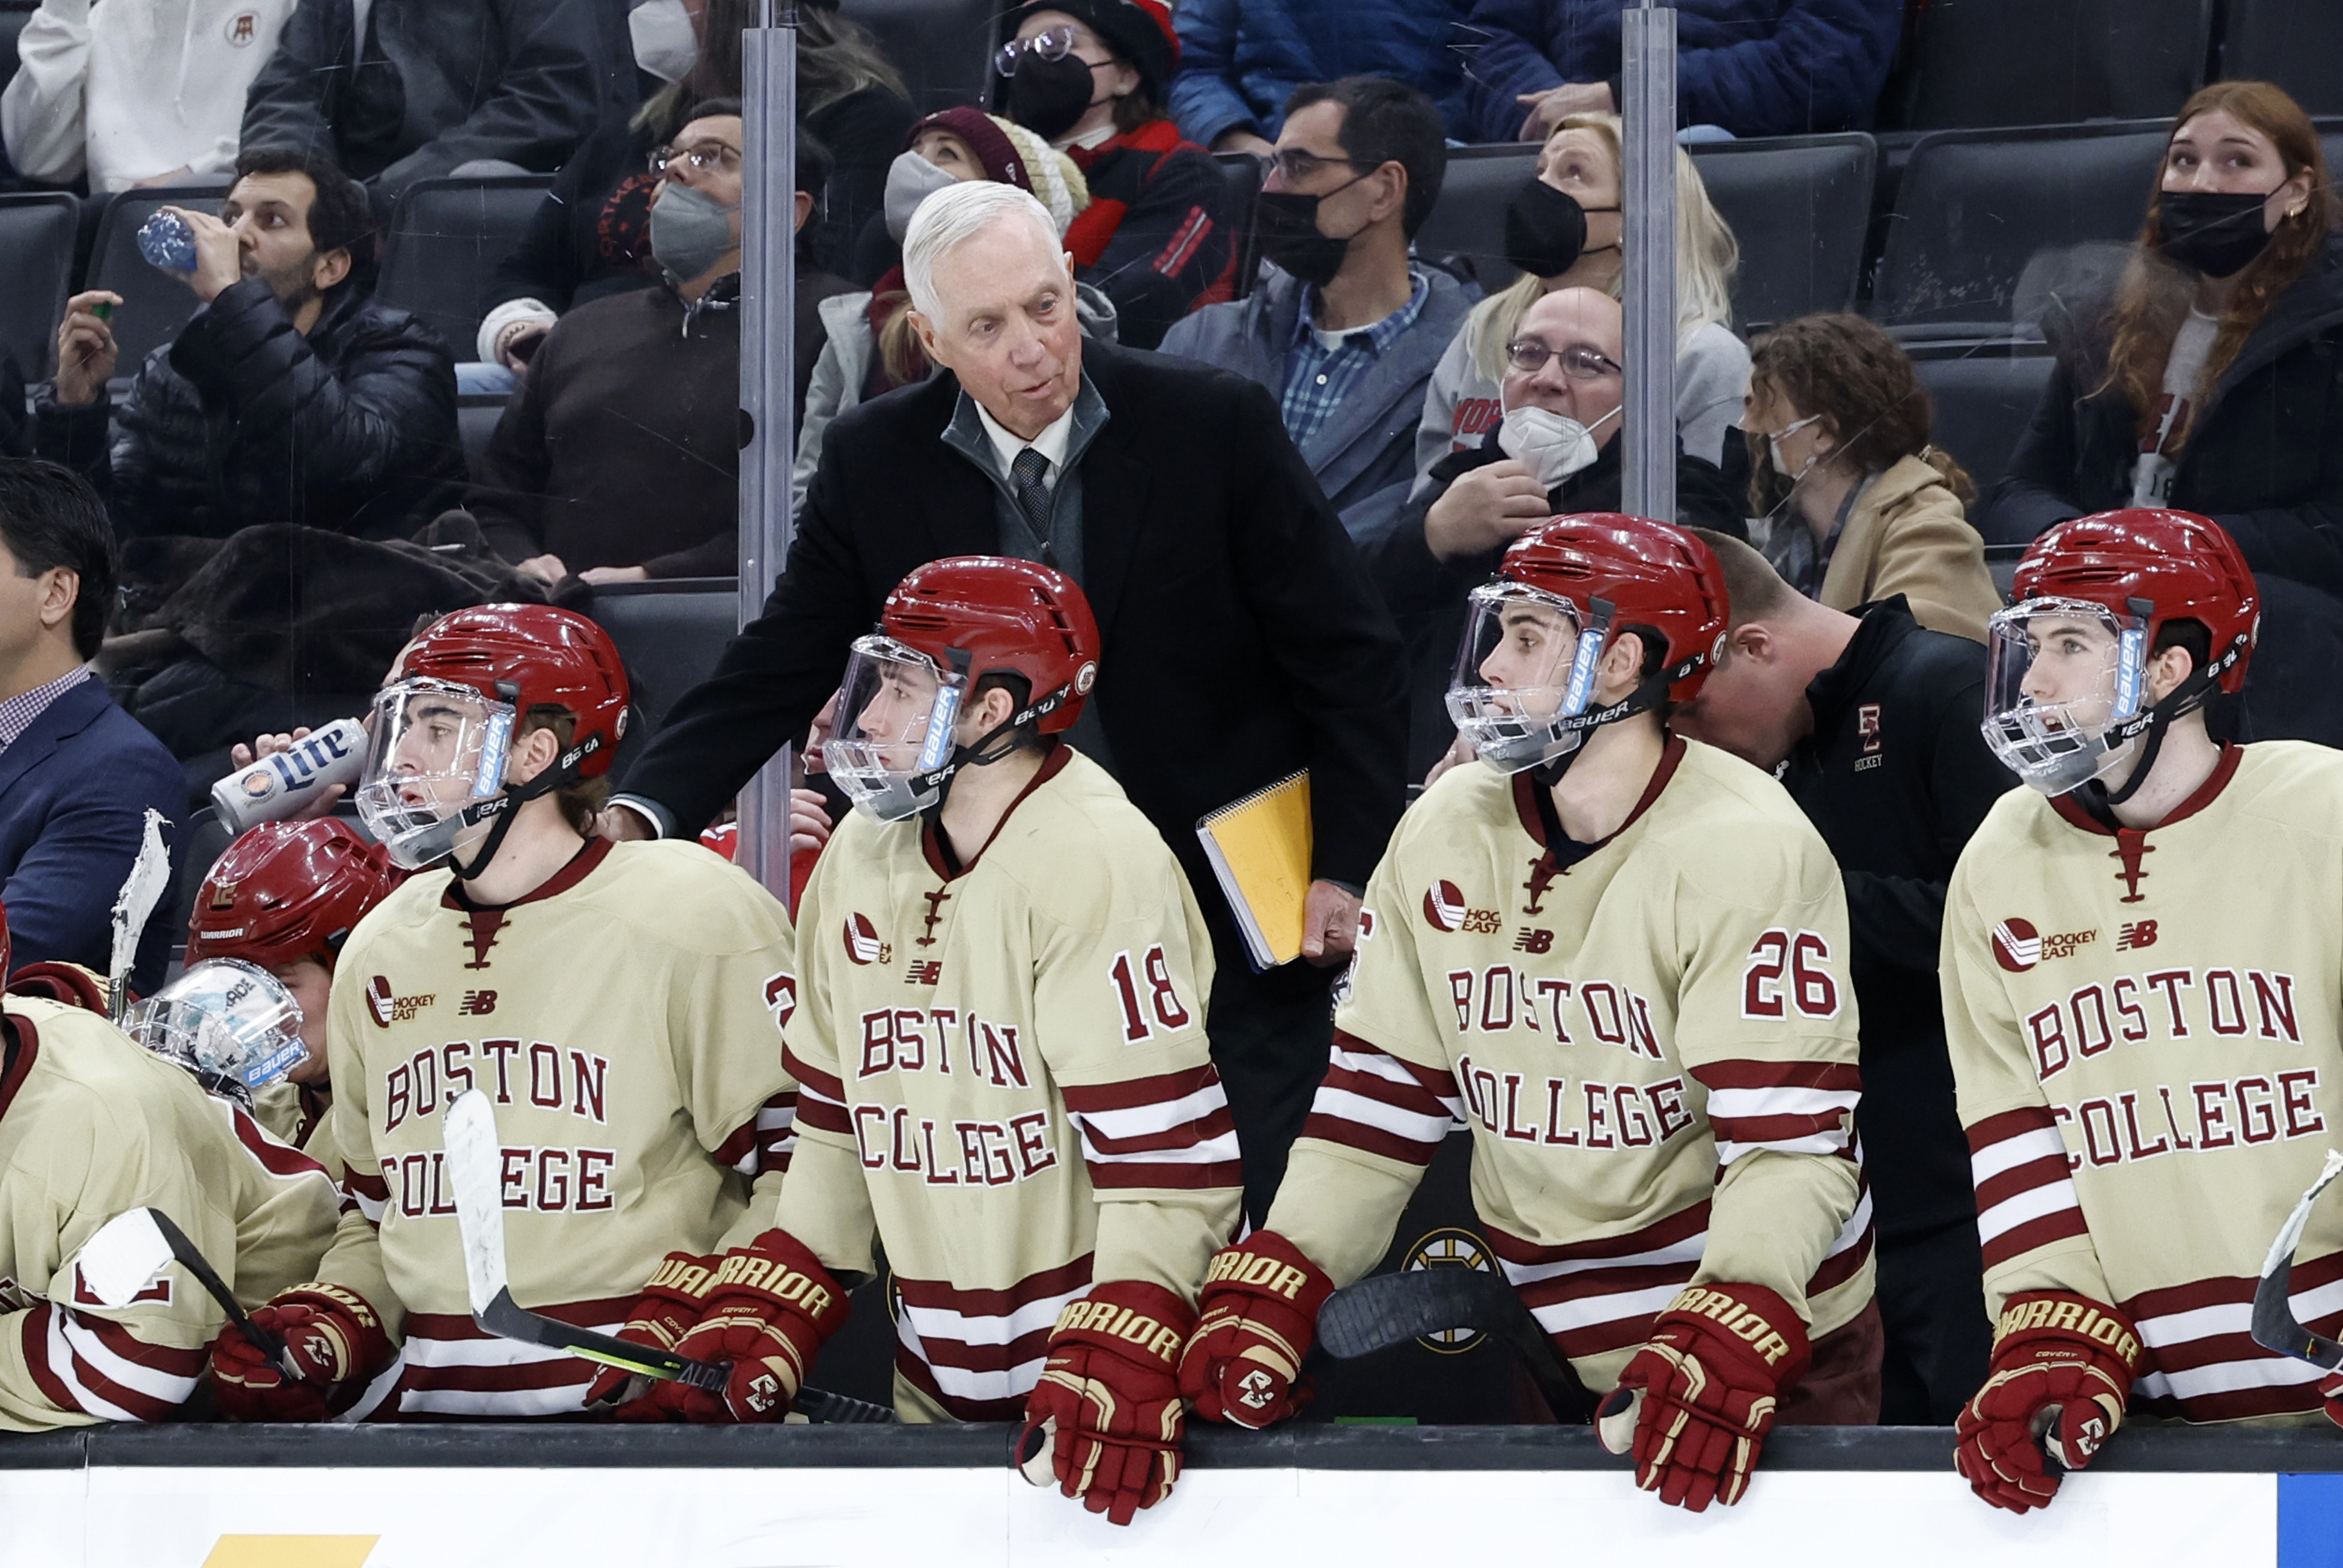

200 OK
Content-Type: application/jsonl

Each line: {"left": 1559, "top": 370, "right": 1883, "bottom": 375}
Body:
{"left": 77, "top": 1207, "right": 305, "bottom": 1384}
{"left": 2252, "top": 1147, "right": 2343, "bottom": 1372}
{"left": 1319, "top": 1265, "right": 1592, "bottom": 1421}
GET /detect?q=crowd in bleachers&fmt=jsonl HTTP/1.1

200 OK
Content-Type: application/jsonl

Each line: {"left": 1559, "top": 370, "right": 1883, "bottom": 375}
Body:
{"left": 0, "top": 0, "right": 2337, "bottom": 1475}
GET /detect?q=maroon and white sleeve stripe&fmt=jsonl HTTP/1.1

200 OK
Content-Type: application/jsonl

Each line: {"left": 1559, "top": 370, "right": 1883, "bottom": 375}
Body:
{"left": 713, "top": 1090, "right": 801, "bottom": 1177}
{"left": 1691, "top": 1059, "right": 1861, "bottom": 1165}
{"left": 783, "top": 1046, "right": 850, "bottom": 1139}
{"left": 344, "top": 1165, "right": 390, "bottom": 1225}
{"left": 2126, "top": 1253, "right": 2343, "bottom": 1423}
{"left": 1061, "top": 1064, "right": 1241, "bottom": 1190}
{"left": 1299, "top": 1030, "right": 1463, "bottom": 1168}
{"left": 20, "top": 1305, "right": 202, "bottom": 1422}
{"left": 1967, "top": 1105, "right": 2089, "bottom": 1270}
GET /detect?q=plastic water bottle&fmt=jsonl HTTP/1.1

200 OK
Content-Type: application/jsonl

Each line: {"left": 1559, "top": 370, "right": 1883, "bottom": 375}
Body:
{"left": 209, "top": 719, "right": 368, "bottom": 833}
{"left": 136, "top": 210, "right": 198, "bottom": 272}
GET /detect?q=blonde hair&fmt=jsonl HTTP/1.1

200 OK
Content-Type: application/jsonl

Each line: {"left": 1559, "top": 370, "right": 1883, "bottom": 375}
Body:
{"left": 1465, "top": 114, "right": 1740, "bottom": 383}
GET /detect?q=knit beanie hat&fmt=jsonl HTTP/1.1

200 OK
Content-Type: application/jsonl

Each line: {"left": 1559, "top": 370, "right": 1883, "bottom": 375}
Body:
{"left": 1000, "top": 0, "right": 1179, "bottom": 102}
{"left": 906, "top": 106, "right": 1092, "bottom": 236}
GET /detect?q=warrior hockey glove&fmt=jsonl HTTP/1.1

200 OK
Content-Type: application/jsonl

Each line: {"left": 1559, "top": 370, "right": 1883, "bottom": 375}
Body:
{"left": 1956, "top": 1292, "right": 2141, "bottom": 1514}
{"left": 1601, "top": 1283, "right": 1811, "bottom": 1512}
{"left": 209, "top": 1283, "right": 392, "bottom": 1423}
{"left": 667, "top": 1230, "right": 848, "bottom": 1421}
{"left": 1022, "top": 1280, "right": 1194, "bottom": 1527}
{"left": 586, "top": 1250, "right": 727, "bottom": 1421}
{"left": 1178, "top": 1231, "right": 1334, "bottom": 1428}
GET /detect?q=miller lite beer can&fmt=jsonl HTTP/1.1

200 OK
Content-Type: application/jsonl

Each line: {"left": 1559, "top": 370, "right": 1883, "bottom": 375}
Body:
{"left": 208, "top": 718, "right": 367, "bottom": 832}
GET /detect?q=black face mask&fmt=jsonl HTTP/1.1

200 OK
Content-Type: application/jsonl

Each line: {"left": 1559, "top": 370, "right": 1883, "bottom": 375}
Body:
{"left": 1002, "top": 52, "right": 1102, "bottom": 143}
{"left": 2157, "top": 189, "right": 2279, "bottom": 279}
{"left": 1504, "top": 178, "right": 1618, "bottom": 279}
{"left": 1254, "top": 178, "right": 1371, "bottom": 290}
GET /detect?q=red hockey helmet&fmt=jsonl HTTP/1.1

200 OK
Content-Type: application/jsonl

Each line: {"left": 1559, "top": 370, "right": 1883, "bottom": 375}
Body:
{"left": 397, "top": 605, "right": 631, "bottom": 776}
{"left": 827, "top": 558, "right": 1100, "bottom": 820}
{"left": 186, "top": 820, "right": 398, "bottom": 971}
{"left": 1449, "top": 514, "right": 1729, "bottom": 773}
{"left": 2009, "top": 509, "right": 2258, "bottom": 694}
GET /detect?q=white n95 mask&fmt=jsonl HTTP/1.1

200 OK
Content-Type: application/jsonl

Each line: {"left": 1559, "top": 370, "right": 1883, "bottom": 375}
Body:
{"left": 630, "top": 0, "right": 699, "bottom": 84}
{"left": 1498, "top": 402, "right": 1620, "bottom": 491}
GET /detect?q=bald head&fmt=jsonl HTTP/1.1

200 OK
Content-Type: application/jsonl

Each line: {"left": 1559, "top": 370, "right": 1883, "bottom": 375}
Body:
{"left": 1503, "top": 287, "right": 1625, "bottom": 444}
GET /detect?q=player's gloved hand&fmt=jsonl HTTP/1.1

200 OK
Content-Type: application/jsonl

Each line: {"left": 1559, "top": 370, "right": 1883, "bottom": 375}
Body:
{"left": 667, "top": 1230, "right": 848, "bottom": 1422}
{"left": 1178, "top": 1231, "right": 1334, "bottom": 1429}
{"left": 585, "top": 1250, "right": 725, "bottom": 1421}
{"left": 209, "top": 1283, "right": 392, "bottom": 1423}
{"left": 1021, "top": 1280, "right": 1194, "bottom": 1526}
{"left": 1599, "top": 1283, "right": 1811, "bottom": 1512}
{"left": 1954, "top": 1292, "right": 2141, "bottom": 1514}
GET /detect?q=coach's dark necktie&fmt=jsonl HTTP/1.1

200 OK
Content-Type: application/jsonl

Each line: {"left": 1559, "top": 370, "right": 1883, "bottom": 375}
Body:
{"left": 1010, "top": 446, "right": 1056, "bottom": 564}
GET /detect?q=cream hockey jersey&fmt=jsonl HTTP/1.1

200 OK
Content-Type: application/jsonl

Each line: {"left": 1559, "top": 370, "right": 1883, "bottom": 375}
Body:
{"left": 1945, "top": 741, "right": 2343, "bottom": 1422}
{"left": 254, "top": 1081, "right": 342, "bottom": 1184}
{"left": 1271, "top": 738, "right": 1874, "bottom": 1392}
{"left": 779, "top": 749, "right": 1244, "bottom": 1421}
{"left": 315, "top": 838, "right": 799, "bottom": 1420}
{"left": 0, "top": 999, "right": 341, "bottom": 1431}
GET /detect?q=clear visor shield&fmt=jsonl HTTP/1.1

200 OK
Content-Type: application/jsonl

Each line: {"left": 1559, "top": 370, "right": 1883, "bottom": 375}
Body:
{"left": 822, "top": 636, "right": 967, "bottom": 821}
{"left": 1444, "top": 583, "right": 1602, "bottom": 773}
{"left": 353, "top": 679, "right": 518, "bottom": 869}
{"left": 123, "top": 959, "right": 305, "bottom": 1100}
{"left": 1982, "top": 597, "right": 2151, "bottom": 796}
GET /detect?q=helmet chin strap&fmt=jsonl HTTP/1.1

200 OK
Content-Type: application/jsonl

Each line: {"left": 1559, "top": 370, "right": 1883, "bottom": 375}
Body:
{"left": 446, "top": 729, "right": 607, "bottom": 885}
{"left": 914, "top": 669, "right": 1080, "bottom": 866}
{"left": 2070, "top": 621, "right": 2249, "bottom": 818}
{"left": 1527, "top": 627, "right": 1705, "bottom": 786}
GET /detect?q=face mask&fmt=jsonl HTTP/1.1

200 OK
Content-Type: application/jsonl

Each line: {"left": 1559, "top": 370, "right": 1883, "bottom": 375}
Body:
{"left": 1253, "top": 182, "right": 1368, "bottom": 290}
{"left": 628, "top": 0, "right": 698, "bottom": 84}
{"left": 2157, "top": 189, "right": 2279, "bottom": 279}
{"left": 1764, "top": 412, "right": 1824, "bottom": 483}
{"left": 884, "top": 150, "right": 959, "bottom": 243}
{"left": 1004, "top": 51, "right": 1101, "bottom": 143}
{"left": 649, "top": 179, "right": 739, "bottom": 284}
{"left": 1497, "top": 401, "right": 1619, "bottom": 491}
{"left": 1503, "top": 179, "right": 1617, "bottom": 279}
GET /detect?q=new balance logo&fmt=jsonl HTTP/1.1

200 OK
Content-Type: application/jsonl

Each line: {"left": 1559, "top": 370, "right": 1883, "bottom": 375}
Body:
{"left": 458, "top": 989, "right": 497, "bottom": 1016}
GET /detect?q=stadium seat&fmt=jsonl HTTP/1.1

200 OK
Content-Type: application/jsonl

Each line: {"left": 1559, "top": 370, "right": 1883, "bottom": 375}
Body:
{"left": 587, "top": 579, "right": 741, "bottom": 738}
{"left": 1912, "top": 347, "right": 2056, "bottom": 504}
{"left": 1212, "top": 151, "right": 1265, "bottom": 300}
{"left": 1413, "top": 144, "right": 1535, "bottom": 293}
{"left": 456, "top": 394, "right": 509, "bottom": 479}
{"left": 838, "top": 0, "right": 1000, "bottom": 117}
{"left": 0, "top": 192, "right": 76, "bottom": 379}
{"left": 374, "top": 176, "right": 555, "bottom": 364}
{"left": 84, "top": 186, "right": 227, "bottom": 374}
{"left": 2217, "top": 1, "right": 2343, "bottom": 117}
{"left": 1872, "top": 122, "right": 2170, "bottom": 339}
{"left": 1689, "top": 133, "right": 1876, "bottom": 334}
{"left": 1882, "top": 0, "right": 2208, "bottom": 130}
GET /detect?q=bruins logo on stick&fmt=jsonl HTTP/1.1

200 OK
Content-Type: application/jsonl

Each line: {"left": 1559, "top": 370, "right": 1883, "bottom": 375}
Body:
{"left": 1405, "top": 1227, "right": 1495, "bottom": 1354}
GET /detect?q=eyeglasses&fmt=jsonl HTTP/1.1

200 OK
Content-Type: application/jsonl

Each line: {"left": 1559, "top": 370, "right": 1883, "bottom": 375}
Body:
{"left": 1266, "top": 149, "right": 1373, "bottom": 187}
{"left": 994, "top": 23, "right": 1098, "bottom": 77}
{"left": 648, "top": 140, "right": 743, "bottom": 177}
{"left": 1504, "top": 340, "right": 1621, "bottom": 379}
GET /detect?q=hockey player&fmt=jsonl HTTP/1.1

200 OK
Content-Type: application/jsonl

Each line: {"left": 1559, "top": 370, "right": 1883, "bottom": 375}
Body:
{"left": 1943, "top": 509, "right": 2343, "bottom": 1513}
{"left": 656, "top": 558, "right": 1241, "bottom": 1525}
{"left": 0, "top": 905, "right": 343, "bottom": 1430}
{"left": 184, "top": 819, "right": 401, "bottom": 1171}
{"left": 1181, "top": 515, "right": 1876, "bottom": 1512}
{"left": 204, "top": 605, "right": 800, "bottom": 1421}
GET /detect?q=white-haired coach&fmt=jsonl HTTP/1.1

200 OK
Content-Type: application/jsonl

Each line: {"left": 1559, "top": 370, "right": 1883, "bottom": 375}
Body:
{"left": 605, "top": 179, "right": 1408, "bottom": 1220}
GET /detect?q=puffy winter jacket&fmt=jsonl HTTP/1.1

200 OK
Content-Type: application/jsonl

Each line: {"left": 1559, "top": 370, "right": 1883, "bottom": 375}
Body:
{"left": 35, "top": 278, "right": 464, "bottom": 541}
{"left": 1456, "top": 0, "right": 1901, "bottom": 144}
{"left": 1063, "top": 120, "right": 1238, "bottom": 351}
{"left": 1167, "top": 0, "right": 1473, "bottom": 149}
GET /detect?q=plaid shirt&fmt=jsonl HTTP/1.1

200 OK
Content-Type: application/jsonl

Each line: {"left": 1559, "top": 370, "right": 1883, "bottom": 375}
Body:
{"left": 0, "top": 665, "right": 90, "bottom": 754}
{"left": 1277, "top": 270, "right": 1431, "bottom": 451}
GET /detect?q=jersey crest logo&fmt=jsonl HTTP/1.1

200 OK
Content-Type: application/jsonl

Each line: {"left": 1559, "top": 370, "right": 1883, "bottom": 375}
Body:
{"left": 843, "top": 914, "right": 889, "bottom": 966}
{"left": 1424, "top": 881, "right": 1467, "bottom": 932}
{"left": 366, "top": 974, "right": 395, "bottom": 1027}
{"left": 1992, "top": 918, "right": 2041, "bottom": 973}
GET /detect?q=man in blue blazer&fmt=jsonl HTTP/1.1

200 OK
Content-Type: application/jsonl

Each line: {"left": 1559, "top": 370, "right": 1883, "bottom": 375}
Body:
{"left": 0, "top": 461, "right": 183, "bottom": 993}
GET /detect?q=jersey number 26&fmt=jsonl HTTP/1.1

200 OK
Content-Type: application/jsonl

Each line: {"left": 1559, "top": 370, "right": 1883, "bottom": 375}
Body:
{"left": 1742, "top": 929, "right": 1839, "bottom": 1020}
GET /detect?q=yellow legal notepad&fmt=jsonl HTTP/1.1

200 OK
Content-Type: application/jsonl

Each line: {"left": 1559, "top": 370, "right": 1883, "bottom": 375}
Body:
{"left": 1196, "top": 771, "right": 1312, "bottom": 970}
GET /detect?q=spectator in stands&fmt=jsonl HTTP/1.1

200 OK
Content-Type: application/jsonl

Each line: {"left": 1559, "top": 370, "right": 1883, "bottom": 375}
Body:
{"left": 0, "top": 460, "right": 182, "bottom": 992}
{"left": 460, "top": 103, "right": 782, "bottom": 586}
{"left": 601, "top": 180, "right": 1406, "bottom": 1223}
{"left": 2, "top": 0, "right": 294, "bottom": 192}
{"left": 1457, "top": 0, "right": 1902, "bottom": 144}
{"left": 794, "top": 107, "right": 1091, "bottom": 517}
{"left": 995, "top": 0, "right": 1236, "bottom": 350}
{"left": 1375, "top": 285, "right": 1742, "bottom": 777}
{"left": 237, "top": 0, "right": 620, "bottom": 196}
{"left": 1988, "top": 81, "right": 2343, "bottom": 743}
{"left": 1159, "top": 77, "right": 1468, "bottom": 547}
{"left": 1745, "top": 314, "right": 1998, "bottom": 642}
{"left": 36, "top": 147, "right": 462, "bottom": 542}
{"left": 1167, "top": 0, "right": 1471, "bottom": 156}
{"left": 1414, "top": 114, "right": 1748, "bottom": 490}
{"left": 1676, "top": 527, "right": 2008, "bottom": 1426}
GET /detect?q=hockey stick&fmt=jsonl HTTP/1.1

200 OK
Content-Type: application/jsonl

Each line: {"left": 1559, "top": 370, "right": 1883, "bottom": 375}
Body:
{"left": 1317, "top": 1264, "right": 1594, "bottom": 1422}
{"left": 104, "top": 810, "right": 171, "bottom": 1022}
{"left": 2250, "top": 1147, "right": 2343, "bottom": 1372}
{"left": 439, "top": 1089, "right": 893, "bottom": 1423}
{"left": 77, "top": 1206, "right": 312, "bottom": 1385}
